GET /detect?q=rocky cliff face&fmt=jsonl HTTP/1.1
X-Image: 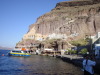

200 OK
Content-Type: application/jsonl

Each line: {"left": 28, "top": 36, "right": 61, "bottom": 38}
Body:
{"left": 30, "top": 0, "right": 100, "bottom": 38}
{"left": 16, "top": 0, "right": 100, "bottom": 47}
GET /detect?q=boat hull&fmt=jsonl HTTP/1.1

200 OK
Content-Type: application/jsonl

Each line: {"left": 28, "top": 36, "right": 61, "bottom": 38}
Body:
{"left": 8, "top": 53, "right": 31, "bottom": 57}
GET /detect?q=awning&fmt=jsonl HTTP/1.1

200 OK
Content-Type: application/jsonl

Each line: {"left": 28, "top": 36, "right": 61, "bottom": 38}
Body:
{"left": 21, "top": 48, "right": 26, "bottom": 51}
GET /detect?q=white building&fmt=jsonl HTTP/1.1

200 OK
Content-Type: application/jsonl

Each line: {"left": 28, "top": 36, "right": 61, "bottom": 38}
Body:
{"left": 94, "top": 44, "right": 100, "bottom": 58}
{"left": 44, "top": 48, "right": 53, "bottom": 52}
{"left": 48, "top": 33, "right": 67, "bottom": 39}
{"left": 97, "top": 32, "right": 100, "bottom": 38}
{"left": 93, "top": 32, "right": 100, "bottom": 58}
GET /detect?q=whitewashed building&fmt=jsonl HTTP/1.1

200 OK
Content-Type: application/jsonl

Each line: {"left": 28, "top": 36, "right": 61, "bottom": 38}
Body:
{"left": 93, "top": 32, "right": 100, "bottom": 58}
{"left": 48, "top": 33, "right": 67, "bottom": 39}
{"left": 94, "top": 44, "right": 100, "bottom": 58}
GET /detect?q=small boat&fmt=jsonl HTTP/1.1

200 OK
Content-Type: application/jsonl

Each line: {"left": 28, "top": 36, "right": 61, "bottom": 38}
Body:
{"left": 8, "top": 50, "right": 31, "bottom": 56}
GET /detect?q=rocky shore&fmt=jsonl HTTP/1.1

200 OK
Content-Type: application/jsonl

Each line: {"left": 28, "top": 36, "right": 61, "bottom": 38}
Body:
{"left": 56, "top": 55, "right": 100, "bottom": 75}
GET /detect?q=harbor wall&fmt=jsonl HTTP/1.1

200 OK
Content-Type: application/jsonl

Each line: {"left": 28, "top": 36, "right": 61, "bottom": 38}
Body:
{"left": 56, "top": 55, "right": 100, "bottom": 74}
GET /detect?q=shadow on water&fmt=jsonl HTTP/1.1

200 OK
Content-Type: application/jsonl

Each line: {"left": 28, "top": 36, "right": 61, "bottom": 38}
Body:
{"left": 0, "top": 50, "right": 84, "bottom": 75}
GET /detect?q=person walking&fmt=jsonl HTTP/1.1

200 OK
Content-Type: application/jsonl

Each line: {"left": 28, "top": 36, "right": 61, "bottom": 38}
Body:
{"left": 83, "top": 54, "right": 96, "bottom": 75}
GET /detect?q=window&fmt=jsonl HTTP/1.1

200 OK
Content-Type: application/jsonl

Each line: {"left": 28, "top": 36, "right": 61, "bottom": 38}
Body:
{"left": 12, "top": 51, "right": 22, "bottom": 53}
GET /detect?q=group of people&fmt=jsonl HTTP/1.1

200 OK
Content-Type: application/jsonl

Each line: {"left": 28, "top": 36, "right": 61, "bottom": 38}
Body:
{"left": 82, "top": 54, "right": 96, "bottom": 75}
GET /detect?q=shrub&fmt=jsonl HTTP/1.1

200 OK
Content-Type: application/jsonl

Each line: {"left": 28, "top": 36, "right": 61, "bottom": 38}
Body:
{"left": 69, "top": 39, "right": 88, "bottom": 46}
{"left": 66, "top": 49, "right": 77, "bottom": 55}
{"left": 80, "top": 48, "right": 88, "bottom": 54}
{"left": 72, "top": 50, "right": 77, "bottom": 54}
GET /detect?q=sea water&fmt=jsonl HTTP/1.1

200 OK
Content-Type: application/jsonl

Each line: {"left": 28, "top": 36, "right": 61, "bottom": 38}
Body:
{"left": 0, "top": 50, "right": 83, "bottom": 75}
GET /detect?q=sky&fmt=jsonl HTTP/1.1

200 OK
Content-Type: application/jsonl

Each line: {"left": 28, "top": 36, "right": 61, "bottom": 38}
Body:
{"left": 0, "top": 0, "right": 69, "bottom": 48}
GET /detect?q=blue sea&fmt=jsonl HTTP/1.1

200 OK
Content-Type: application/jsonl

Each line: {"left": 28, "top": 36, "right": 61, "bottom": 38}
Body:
{"left": 0, "top": 50, "right": 83, "bottom": 75}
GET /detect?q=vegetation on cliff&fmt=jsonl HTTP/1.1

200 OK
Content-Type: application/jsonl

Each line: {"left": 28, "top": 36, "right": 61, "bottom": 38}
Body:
{"left": 69, "top": 39, "right": 89, "bottom": 46}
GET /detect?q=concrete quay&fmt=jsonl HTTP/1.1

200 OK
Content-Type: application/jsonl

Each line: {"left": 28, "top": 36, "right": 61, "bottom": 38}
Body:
{"left": 56, "top": 55, "right": 100, "bottom": 75}
{"left": 56, "top": 55, "right": 83, "bottom": 67}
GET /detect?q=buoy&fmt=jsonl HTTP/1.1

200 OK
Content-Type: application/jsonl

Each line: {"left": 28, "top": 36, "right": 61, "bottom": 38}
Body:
{"left": 2, "top": 54, "right": 4, "bottom": 56}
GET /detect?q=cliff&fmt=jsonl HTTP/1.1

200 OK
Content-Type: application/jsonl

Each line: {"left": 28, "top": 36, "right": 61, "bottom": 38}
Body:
{"left": 30, "top": 0, "right": 100, "bottom": 37}
{"left": 16, "top": 0, "right": 100, "bottom": 48}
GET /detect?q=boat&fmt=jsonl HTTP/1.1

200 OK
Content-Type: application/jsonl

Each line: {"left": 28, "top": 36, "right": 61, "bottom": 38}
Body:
{"left": 8, "top": 50, "right": 31, "bottom": 56}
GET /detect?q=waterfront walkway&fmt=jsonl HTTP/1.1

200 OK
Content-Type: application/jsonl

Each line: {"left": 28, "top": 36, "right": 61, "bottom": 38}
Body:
{"left": 56, "top": 54, "right": 100, "bottom": 75}
{"left": 60, "top": 55, "right": 83, "bottom": 59}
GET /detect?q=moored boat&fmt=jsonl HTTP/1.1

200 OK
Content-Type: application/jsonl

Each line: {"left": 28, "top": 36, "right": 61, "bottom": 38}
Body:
{"left": 8, "top": 50, "right": 31, "bottom": 56}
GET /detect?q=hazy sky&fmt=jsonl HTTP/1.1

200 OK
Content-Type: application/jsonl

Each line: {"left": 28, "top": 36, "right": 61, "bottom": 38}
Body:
{"left": 0, "top": 0, "right": 69, "bottom": 48}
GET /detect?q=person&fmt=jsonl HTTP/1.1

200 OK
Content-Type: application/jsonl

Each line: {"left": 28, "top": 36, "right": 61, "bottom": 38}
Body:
{"left": 82, "top": 54, "right": 96, "bottom": 75}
